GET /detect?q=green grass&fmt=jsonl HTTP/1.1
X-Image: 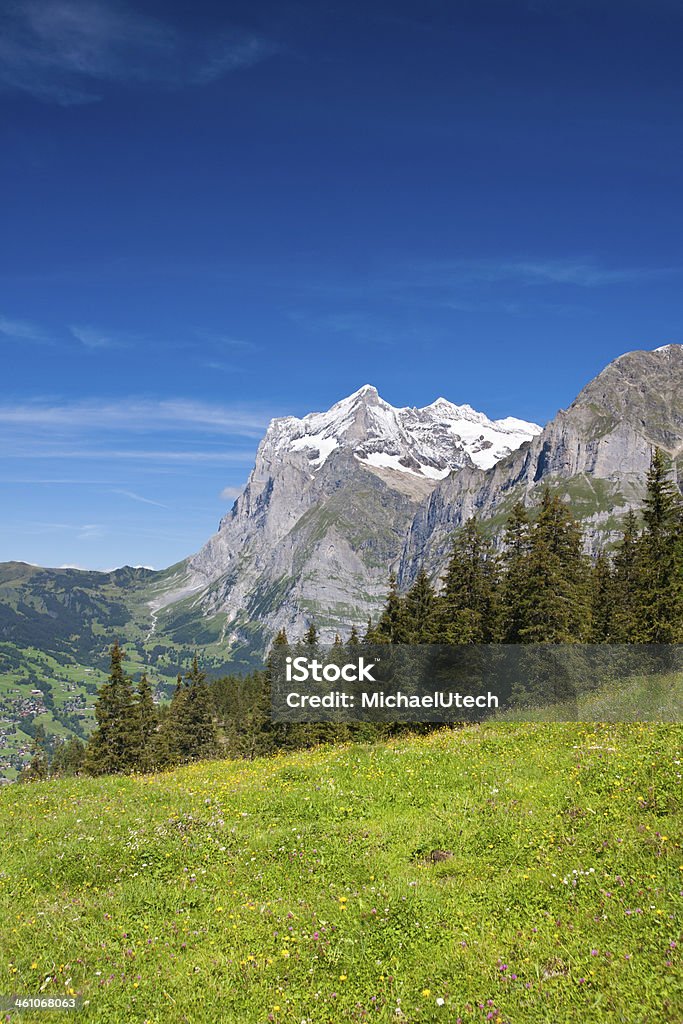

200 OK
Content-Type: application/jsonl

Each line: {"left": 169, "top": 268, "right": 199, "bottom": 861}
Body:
{"left": 1, "top": 723, "right": 681, "bottom": 1023}
{"left": 497, "top": 673, "right": 683, "bottom": 724}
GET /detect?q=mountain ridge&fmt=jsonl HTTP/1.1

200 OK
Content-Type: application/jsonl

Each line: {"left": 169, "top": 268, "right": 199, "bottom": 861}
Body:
{"left": 1, "top": 343, "right": 682, "bottom": 778}
{"left": 398, "top": 344, "right": 683, "bottom": 585}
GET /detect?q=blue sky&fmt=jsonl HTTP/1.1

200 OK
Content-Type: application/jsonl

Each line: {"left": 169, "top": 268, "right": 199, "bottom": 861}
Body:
{"left": 1, "top": 0, "right": 682, "bottom": 570}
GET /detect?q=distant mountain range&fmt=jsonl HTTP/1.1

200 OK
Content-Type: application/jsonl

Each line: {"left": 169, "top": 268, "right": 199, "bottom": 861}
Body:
{"left": 1, "top": 344, "right": 682, "bottom": 776}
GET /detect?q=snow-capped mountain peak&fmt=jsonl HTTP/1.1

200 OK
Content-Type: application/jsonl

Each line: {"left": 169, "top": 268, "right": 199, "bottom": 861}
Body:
{"left": 261, "top": 386, "right": 542, "bottom": 480}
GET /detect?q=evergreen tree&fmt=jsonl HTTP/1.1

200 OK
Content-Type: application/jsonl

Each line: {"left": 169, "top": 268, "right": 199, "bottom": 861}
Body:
{"left": 19, "top": 724, "right": 49, "bottom": 782}
{"left": 347, "top": 625, "right": 360, "bottom": 646}
{"left": 265, "top": 629, "right": 318, "bottom": 754}
{"left": 590, "top": 551, "right": 614, "bottom": 642}
{"left": 135, "top": 673, "right": 159, "bottom": 770}
{"left": 51, "top": 736, "right": 85, "bottom": 777}
{"left": 433, "top": 518, "right": 500, "bottom": 643}
{"left": 84, "top": 642, "right": 141, "bottom": 775}
{"left": 162, "top": 655, "right": 219, "bottom": 765}
{"left": 304, "top": 622, "right": 319, "bottom": 647}
{"left": 499, "top": 501, "right": 532, "bottom": 643}
{"left": 363, "top": 617, "right": 377, "bottom": 642}
{"left": 515, "top": 490, "right": 591, "bottom": 643}
{"left": 402, "top": 568, "right": 436, "bottom": 643}
{"left": 373, "top": 573, "right": 408, "bottom": 643}
{"left": 610, "top": 511, "right": 643, "bottom": 641}
{"left": 638, "top": 448, "right": 683, "bottom": 642}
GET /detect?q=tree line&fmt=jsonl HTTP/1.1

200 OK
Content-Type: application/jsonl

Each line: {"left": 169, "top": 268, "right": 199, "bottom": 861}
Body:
{"left": 21, "top": 448, "right": 682, "bottom": 781}
{"left": 22, "top": 629, "right": 402, "bottom": 780}
{"left": 367, "top": 448, "right": 682, "bottom": 646}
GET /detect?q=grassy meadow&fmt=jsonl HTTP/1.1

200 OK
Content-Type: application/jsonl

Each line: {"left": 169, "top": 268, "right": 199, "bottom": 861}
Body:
{"left": 0, "top": 722, "right": 681, "bottom": 1023}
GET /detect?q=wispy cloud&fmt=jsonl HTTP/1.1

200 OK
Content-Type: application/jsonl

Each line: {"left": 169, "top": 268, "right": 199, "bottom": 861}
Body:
{"left": 25, "top": 519, "right": 105, "bottom": 540}
{"left": 4, "top": 447, "right": 258, "bottom": 465}
{"left": 0, "top": 397, "right": 273, "bottom": 436}
{"left": 289, "top": 309, "right": 421, "bottom": 347}
{"left": 111, "top": 488, "right": 169, "bottom": 508}
{"left": 78, "top": 522, "right": 105, "bottom": 540}
{"left": 219, "top": 484, "right": 244, "bottom": 501}
{"left": 192, "top": 35, "right": 276, "bottom": 86}
{"left": 406, "top": 258, "right": 681, "bottom": 290}
{"left": 201, "top": 360, "right": 245, "bottom": 373}
{"left": 285, "top": 255, "right": 680, "bottom": 335}
{"left": 0, "top": 313, "right": 51, "bottom": 344}
{"left": 69, "top": 324, "right": 131, "bottom": 349}
{"left": 0, "top": 1, "right": 277, "bottom": 105}
{"left": 191, "top": 328, "right": 257, "bottom": 351}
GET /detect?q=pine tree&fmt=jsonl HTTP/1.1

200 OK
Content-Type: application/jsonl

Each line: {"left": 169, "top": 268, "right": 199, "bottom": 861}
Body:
{"left": 402, "top": 568, "right": 436, "bottom": 643}
{"left": 611, "top": 511, "right": 643, "bottom": 641}
{"left": 590, "top": 551, "right": 614, "bottom": 642}
{"left": 304, "top": 623, "right": 319, "bottom": 647}
{"left": 499, "top": 501, "right": 532, "bottom": 643}
{"left": 19, "top": 724, "right": 49, "bottom": 782}
{"left": 84, "top": 642, "right": 141, "bottom": 775}
{"left": 163, "top": 655, "right": 219, "bottom": 765}
{"left": 433, "top": 518, "right": 500, "bottom": 643}
{"left": 373, "top": 573, "right": 408, "bottom": 643}
{"left": 51, "top": 736, "right": 85, "bottom": 777}
{"left": 347, "top": 625, "right": 360, "bottom": 646}
{"left": 362, "top": 617, "right": 377, "bottom": 642}
{"left": 638, "top": 448, "right": 683, "bottom": 642}
{"left": 516, "top": 490, "right": 591, "bottom": 643}
{"left": 135, "top": 673, "right": 159, "bottom": 770}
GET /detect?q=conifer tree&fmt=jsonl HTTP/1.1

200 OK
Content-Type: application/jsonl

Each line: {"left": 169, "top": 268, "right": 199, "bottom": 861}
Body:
{"left": 590, "top": 551, "right": 614, "bottom": 642}
{"left": 51, "top": 736, "right": 85, "bottom": 777}
{"left": 433, "top": 518, "right": 500, "bottom": 643}
{"left": 304, "top": 622, "right": 319, "bottom": 647}
{"left": 84, "top": 642, "right": 140, "bottom": 775}
{"left": 20, "top": 724, "right": 49, "bottom": 782}
{"left": 362, "top": 617, "right": 377, "bottom": 642}
{"left": 135, "top": 673, "right": 159, "bottom": 770}
{"left": 347, "top": 625, "right": 360, "bottom": 646}
{"left": 163, "top": 655, "right": 219, "bottom": 764}
{"left": 515, "top": 490, "right": 591, "bottom": 643}
{"left": 611, "top": 511, "right": 643, "bottom": 641}
{"left": 373, "top": 572, "right": 408, "bottom": 643}
{"left": 499, "top": 501, "right": 532, "bottom": 643}
{"left": 402, "top": 568, "right": 436, "bottom": 643}
{"left": 638, "top": 448, "right": 683, "bottom": 642}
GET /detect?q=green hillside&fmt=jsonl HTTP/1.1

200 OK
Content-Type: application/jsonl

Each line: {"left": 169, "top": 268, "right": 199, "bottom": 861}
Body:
{"left": 0, "top": 562, "right": 262, "bottom": 779}
{"left": 1, "top": 722, "right": 681, "bottom": 1023}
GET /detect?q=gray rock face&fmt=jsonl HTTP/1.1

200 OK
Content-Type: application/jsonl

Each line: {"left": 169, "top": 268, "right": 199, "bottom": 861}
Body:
{"left": 151, "top": 345, "right": 683, "bottom": 650}
{"left": 398, "top": 345, "right": 683, "bottom": 586}
{"left": 156, "top": 386, "right": 540, "bottom": 643}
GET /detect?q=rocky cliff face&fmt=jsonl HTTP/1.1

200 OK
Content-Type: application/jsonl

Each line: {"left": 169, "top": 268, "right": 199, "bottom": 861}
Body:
{"left": 398, "top": 345, "right": 683, "bottom": 587}
{"left": 1, "top": 345, "right": 681, "bottom": 675}
{"left": 154, "top": 385, "right": 540, "bottom": 643}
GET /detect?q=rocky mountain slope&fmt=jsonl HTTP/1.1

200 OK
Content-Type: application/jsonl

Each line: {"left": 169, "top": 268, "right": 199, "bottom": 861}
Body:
{"left": 152, "top": 385, "right": 541, "bottom": 645}
{"left": 398, "top": 345, "right": 683, "bottom": 585}
{"left": 1, "top": 344, "right": 682, "bottom": 777}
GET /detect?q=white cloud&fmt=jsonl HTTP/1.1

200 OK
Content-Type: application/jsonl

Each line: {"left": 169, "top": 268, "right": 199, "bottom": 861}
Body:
{"left": 78, "top": 523, "right": 105, "bottom": 540}
{"left": 4, "top": 448, "right": 258, "bottom": 464}
{"left": 0, "top": 0, "right": 277, "bottom": 105}
{"left": 0, "top": 397, "right": 272, "bottom": 436}
{"left": 409, "top": 258, "right": 681, "bottom": 290}
{"left": 111, "top": 488, "right": 169, "bottom": 508}
{"left": 219, "top": 485, "right": 245, "bottom": 501}
{"left": 70, "top": 324, "right": 128, "bottom": 349}
{"left": 0, "top": 314, "right": 51, "bottom": 343}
